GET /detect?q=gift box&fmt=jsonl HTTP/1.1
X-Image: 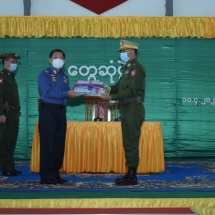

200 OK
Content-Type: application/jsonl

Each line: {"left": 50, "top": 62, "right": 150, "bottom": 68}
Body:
{"left": 73, "top": 80, "right": 110, "bottom": 96}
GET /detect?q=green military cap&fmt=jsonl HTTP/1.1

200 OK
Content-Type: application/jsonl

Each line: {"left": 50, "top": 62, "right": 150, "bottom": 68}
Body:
{"left": 0, "top": 52, "right": 21, "bottom": 59}
{"left": 118, "top": 40, "right": 139, "bottom": 52}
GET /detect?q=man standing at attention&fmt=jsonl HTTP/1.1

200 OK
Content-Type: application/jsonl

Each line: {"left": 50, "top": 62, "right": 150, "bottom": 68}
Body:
{"left": 0, "top": 52, "right": 22, "bottom": 177}
{"left": 101, "top": 40, "right": 146, "bottom": 186}
{"left": 38, "top": 49, "right": 79, "bottom": 185}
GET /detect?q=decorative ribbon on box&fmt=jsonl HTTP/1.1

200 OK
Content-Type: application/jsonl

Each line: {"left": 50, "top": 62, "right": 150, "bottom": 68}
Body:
{"left": 73, "top": 80, "right": 110, "bottom": 96}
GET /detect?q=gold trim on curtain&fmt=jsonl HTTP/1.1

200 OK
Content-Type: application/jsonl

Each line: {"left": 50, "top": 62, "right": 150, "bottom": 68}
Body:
{"left": 0, "top": 16, "right": 214, "bottom": 38}
{"left": 0, "top": 198, "right": 214, "bottom": 214}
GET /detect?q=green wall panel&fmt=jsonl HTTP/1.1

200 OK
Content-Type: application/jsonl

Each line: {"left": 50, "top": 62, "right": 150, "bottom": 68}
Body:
{"left": 0, "top": 37, "right": 215, "bottom": 159}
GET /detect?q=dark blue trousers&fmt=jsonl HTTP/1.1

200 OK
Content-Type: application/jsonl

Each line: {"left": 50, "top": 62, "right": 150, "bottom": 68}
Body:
{"left": 38, "top": 105, "right": 66, "bottom": 180}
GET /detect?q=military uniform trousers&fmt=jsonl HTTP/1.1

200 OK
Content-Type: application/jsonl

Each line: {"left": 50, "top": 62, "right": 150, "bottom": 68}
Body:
{"left": 38, "top": 105, "right": 66, "bottom": 180}
{"left": 0, "top": 111, "right": 20, "bottom": 172}
{"left": 120, "top": 101, "right": 145, "bottom": 168}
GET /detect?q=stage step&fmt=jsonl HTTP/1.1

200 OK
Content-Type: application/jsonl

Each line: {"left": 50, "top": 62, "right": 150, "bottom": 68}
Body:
{"left": 0, "top": 208, "right": 197, "bottom": 215}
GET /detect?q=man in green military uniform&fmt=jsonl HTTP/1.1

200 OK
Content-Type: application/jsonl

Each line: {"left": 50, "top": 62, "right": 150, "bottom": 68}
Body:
{"left": 101, "top": 40, "right": 146, "bottom": 185}
{"left": 0, "top": 52, "right": 22, "bottom": 177}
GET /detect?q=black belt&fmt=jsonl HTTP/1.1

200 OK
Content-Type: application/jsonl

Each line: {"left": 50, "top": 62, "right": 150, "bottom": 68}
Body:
{"left": 43, "top": 102, "right": 65, "bottom": 109}
{"left": 3, "top": 102, "right": 21, "bottom": 112}
{"left": 9, "top": 105, "right": 21, "bottom": 111}
{"left": 119, "top": 96, "right": 142, "bottom": 105}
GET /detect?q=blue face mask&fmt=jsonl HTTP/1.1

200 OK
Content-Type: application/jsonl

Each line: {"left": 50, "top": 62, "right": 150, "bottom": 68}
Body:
{"left": 9, "top": 63, "right": 17, "bottom": 72}
{"left": 120, "top": 52, "right": 130, "bottom": 63}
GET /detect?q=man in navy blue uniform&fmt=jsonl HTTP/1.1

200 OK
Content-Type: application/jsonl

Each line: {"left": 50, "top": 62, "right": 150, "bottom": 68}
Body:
{"left": 38, "top": 49, "right": 79, "bottom": 185}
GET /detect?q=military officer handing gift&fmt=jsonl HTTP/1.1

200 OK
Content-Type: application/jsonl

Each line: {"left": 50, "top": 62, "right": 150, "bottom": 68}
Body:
{"left": 101, "top": 40, "right": 146, "bottom": 186}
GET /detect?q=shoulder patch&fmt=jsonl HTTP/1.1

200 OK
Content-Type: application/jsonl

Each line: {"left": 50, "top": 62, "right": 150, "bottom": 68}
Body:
{"left": 44, "top": 68, "right": 52, "bottom": 74}
{"left": 0, "top": 78, "right": 4, "bottom": 84}
{"left": 130, "top": 70, "right": 137, "bottom": 77}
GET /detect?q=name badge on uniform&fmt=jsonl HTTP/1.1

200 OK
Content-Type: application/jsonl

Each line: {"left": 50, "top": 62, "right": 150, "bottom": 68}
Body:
{"left": 63, "top": 76, "right": 68, "bottom": 84}
{"left": 124, "top": 70, "right": 129, "bottom": 75}
{"left": 51, "top": 74, "right": 57, "bottom": 82}
{"left": 130, "top": 70, "right": 137, "bottom": 77}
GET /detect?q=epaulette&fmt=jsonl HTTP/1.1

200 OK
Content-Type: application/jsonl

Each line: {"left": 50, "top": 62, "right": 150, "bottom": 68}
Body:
{"left": 43, "top": 67, "right": 52, "bottom": 73}
{"left": 0, "top": 70, "right": 7, "bottom": 76}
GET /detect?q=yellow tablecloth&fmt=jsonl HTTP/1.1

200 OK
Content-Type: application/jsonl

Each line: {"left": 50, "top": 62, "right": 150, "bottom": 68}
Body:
{"left": 30, "top": 122, "right": 165, "bottom": 173}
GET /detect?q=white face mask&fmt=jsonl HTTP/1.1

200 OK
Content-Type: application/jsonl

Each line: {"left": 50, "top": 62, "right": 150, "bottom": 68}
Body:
{"left": 52, "top": 58, "right": 64, "bottom": 69}
{"left": 9, "top": 63, "right": 17, "bottom": 72}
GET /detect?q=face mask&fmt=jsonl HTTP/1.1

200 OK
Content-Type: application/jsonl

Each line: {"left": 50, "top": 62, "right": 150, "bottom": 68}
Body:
{"left": 52, "top": 58, "right": 64, "bottom": 69}
{"left": 120, "top": 52, "right": 130, "bottom": 63}
{"left": 9, "top": 63, "right": 17, "bottom": 72}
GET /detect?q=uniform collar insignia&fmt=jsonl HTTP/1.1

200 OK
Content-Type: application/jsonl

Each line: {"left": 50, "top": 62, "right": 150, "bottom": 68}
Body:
{"left": 126, "top": 63, "right": 131, "bottom": 68}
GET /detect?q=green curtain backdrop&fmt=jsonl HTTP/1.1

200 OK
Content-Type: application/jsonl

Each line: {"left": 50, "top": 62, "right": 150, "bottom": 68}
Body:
{"left": 0, "top": 37, "right": 215, "bottom": 159}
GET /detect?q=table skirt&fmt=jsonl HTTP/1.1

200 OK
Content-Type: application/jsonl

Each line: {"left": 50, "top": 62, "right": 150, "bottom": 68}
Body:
{"left": 30, "top": 122, "right": 165, "bottom": 173}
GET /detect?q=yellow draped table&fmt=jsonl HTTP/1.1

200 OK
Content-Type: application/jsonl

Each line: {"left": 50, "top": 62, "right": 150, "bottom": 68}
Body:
{"left": 30, "top": 122, "right": 165, "bottom": 173}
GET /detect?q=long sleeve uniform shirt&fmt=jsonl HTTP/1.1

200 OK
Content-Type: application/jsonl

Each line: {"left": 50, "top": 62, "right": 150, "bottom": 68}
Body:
{"left": 0, "top": 68, "right": 20, "bottom": 115}
{"left": 110, "top": 58, "right": 146, "bottom": 101}
{"left": 38, "top": 66, "right": 70, "bottom": 105}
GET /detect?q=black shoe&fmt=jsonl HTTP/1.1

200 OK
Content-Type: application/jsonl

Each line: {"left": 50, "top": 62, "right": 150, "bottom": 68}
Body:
{"left": 2, "top": 170, "right": 22, "bottom": 177}
{"left": 116, "top": 175, "right": 138, "bottom": 186}
{"left": 55, "top": 176, "right": 68, "bottom": 184}
{"left": 116, "top": 167, "right": 138, "bottom": 186}
{"left": 13, "top": 170, "right": 22, "bottom": 175}
{"left": 40, "top": 179, "right": 58, "bottom": 185}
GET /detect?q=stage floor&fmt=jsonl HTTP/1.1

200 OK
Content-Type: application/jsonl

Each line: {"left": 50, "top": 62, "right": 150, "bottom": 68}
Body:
{"left": 0, "top": 159, "right": 214, "bottom": 199}
{"left": 0, "top": 159, "right": 215, "bottom": 214}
